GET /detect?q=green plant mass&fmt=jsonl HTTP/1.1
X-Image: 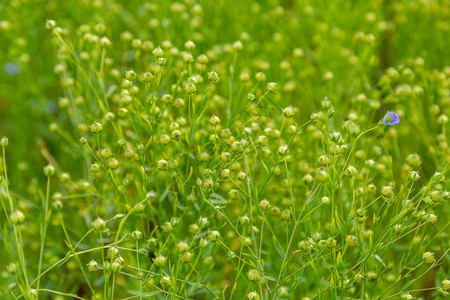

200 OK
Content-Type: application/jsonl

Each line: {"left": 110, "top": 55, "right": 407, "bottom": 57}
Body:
{"left": 0, "top": 0, "right": 449, "bottom": 299}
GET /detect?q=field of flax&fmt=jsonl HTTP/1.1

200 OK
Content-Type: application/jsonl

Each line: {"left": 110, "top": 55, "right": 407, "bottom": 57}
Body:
{"left": 0, "top": 0, "right": 449, "bottom": 299}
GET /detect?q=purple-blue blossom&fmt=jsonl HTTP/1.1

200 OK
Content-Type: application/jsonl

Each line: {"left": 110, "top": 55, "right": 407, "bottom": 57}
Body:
{"left": 382, "top": 111, "right": 400, "bottom": 125}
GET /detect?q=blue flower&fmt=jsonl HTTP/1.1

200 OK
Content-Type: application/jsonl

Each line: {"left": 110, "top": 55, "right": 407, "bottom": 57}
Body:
{"left": 382, "top": 111, "right": 400, "bottom": 125}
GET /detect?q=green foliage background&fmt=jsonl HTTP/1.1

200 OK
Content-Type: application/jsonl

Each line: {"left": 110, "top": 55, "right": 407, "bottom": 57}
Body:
{"left": 0, "top": 0, "right": 449, "bottom": 299}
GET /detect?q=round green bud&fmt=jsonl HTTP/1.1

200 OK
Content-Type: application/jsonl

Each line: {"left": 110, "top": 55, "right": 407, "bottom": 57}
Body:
{"left": 196, "top": 178, "right": 203, "bottom": 187}
{"left": 228, "top": 189, "right": 239, "bottom": 200}
{"left": 157, "top": 160, "right": 168, "bottom": 171}
{"left": 107, "top": 158, "right": 118, "bottom": 169}
{"left": 188, "top": 224, "right": 199, "bottom": 234}
{"left": 134, "top": 203, "right": 146, "bottom": 213}
{"left": 409, "top": 171, "right": 420, "bottom": 182}
{"left": 107, "top": 247, "right": 119, "bottom": 259}
{"left": 259, "top": 199, "right": 270, "bottom": 210}
{"left": 406, "top": 153, "right": 421, "bottom": 167}
{"left": 278, "top": 286, "right": 289, "bottom": 298}
{"left": 0, "top": 136, "right": 9, "bottom": 147}
{"left": 7, "top": 262, "right": 18, "bottom": 274}
{"left": 287, "top": 125, "right": 297, "bottom": 134}
{"left": 52, "top": 200, "right": 63, "bottom": 211}
{"left": 208, "top": 71, "right": 219, "bottom": 82}
{"left": 11, "top": 210, "right": 25, "bottom": 225}
{"left": 89, "top": 163, "right": 100, "bottom": 173}
{"left": 303, "top": 174, "right": 313, "bottom": 185}
{"left": 345, "top": 235, "right": 358, "bottom": 247}
{"left": 139, "top": 248, "right": 149, "bottom": 256}
{"left": 227, "top": 250, "right": 237, "bottom": 260}
{"left": 247, "top": 291, "right": 260, "bottom": 300}
{"left": 423, "top": 252, "right": 435, "bottom": 264}
{"left": 147, "top": 237, "right": 157, "bottom": 249}
{"left": 90, "top": 122, "right": 103, "bottom": 133}
{"left": 232, "top": 142, "right": 243, "bottom": 152}
{"left": 431, "top": 190, "right": 443, "bottom": 202}
{"left": 199, "top": 237, "right": 209, "bottom": 248}
{"left": 442, "top": 279, "right": 450, "bottom": 290}
{"left": 426, "top": 213, "right": 437, "bottom": 224}
{"left": 131, "top": 230, "right": 143, "bottom": 240}
{"left": 255, "top": 72, "right": 266, "bottom": 81}
{"left": 43, "top": 164, "right": 55, "bottom": 177}
{"left": 101, "top": 148, "right": 112, "bottom": 159}
{"left": 45, "top": 19, "right": 56, "bottom": 30}
{"left": 203, "top": 178, "right": 214, "bottom": 189}
{"left": 281, "top": 209, "right": 292, "bottom": 221}
{"left": 278, "top": 144, "right": 289, "bottom": 156}
{"left": 146, "top": 191, "right": 158, "bottom": 200}
{"left": 233, "top": 40, "right": 243, "bottom": 50}
{"left": 220, "top": 152, "right": 231, "bottom": 163}
{"left": 267, "top": 82, "right": 278, "bottom": 92}
{"left": 171, "top": 130, "right": 181, "bottom": 140}
{"left": 321, "top": 197, "right": 330, "bottom": 205}
{"left": 438, "top": 288, "right": 449, "bottom": 297}
{"left": 437, "top": 114, "right": 448, "bottom": 125}
{"left": 354, "top": 209, "right": 367, "bottom": 223}
{"left": 162, "top": 222, "right": 172, "bottom": 233}
{"left": 237, "top": 171, "right": 247, "bottom": 181}
{"left": 185, "top": 82, "right": 197, "bottom": 94}
{"left": 100, "top": 36, "right": 111, "bottom": 48}
{"left": 247, "top": 269, "right": 260, "bottom": 281}
{"left": 103, "top": 261, "right": 111, "bottom": 273}
{"left": 345, "top": 165, "right": 358, "bottom": 177}
{"left": 87, "top": 260, "right": 98, "bottom": 272}
{"left": 160, "top": 276, "right": 172, "bottom": 289}
{"left": 209, "top": 115, "right": 221, "bottom": 126}
{"left": 111, "top": 260, "right": 122, "bottom": 273}
{"left": 199, "top": 217, "right": 209, "bottom": 228}
{"left": 367, "top": 272, "right": 377, "bottom": 282}
{"left": 180, "top": 251, "right": 193, "bottom": 263}
{"left": 327, "top": 107, "right": 335, "bottom": 118}
{"left": 125, "top": 70, "right": 137, "bottom": 81}
{"left": 93, "top": 217, "right": 106, "bottom": 231}
{"left": 197, "top": 54, "right": 208, "bottom": 64}
{"left": 271, "top": 206, "right": 280, "bottom": 216}
{"left": 239, "top": 215, "right": 250, "bottom": 225}
{"left": 257, "top": 135, "right": 268, "bottom": 146}
{"left": 318, "top": 155, "right": 331, "bottom": 165}
{"left": 114, "top": 214, "right": 125, "bottom": 220}
{"left": 143, "top": 72, "right": 154, "bottom": 82}
{"left": 382, "top": 186, "right": 394, "bottom": 198}
{"left": 208, "top": 231, "right": 220, "bottom": 242}
{"left": 327, "top": 238, "right": 337, "bottom": 248}
{"left": 355, "top": 273, "right": 365, "bottom": 284}
{"left": 152, "top": 46, "right": 163, "bottom": 57}
{"left": 329, "top": 144, "right": 341, "bottom": 155}
{"left": 282, "top": 106, "right": 294, "bottom": 118}
{"left": 154, "top": 254, "right": 167, "bottom": 268}
{"left": 176, "top": 241, "right": 189, "bottom": 253}
{"left": 316, "top": 169, "right": 330, "bottom": 183}
{"left": 367, "top": 184, "right": 377, "bottom": 194}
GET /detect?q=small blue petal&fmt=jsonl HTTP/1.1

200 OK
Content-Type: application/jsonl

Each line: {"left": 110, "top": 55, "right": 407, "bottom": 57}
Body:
{"left": 382, "top": 111, "right": 400, "bottom": 125}
{"left": 5, "top": 62, "right": 21, "bottom": 76}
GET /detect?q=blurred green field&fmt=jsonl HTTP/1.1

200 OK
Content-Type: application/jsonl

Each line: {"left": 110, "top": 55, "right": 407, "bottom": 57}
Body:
{"left": 0, "top": 0, "right": 449, "bottom": 299}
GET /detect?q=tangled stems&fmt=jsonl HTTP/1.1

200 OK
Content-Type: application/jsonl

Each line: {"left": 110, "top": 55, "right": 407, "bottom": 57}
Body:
{"left": 1, "top": 2, "right": 449, "bottom": 298}
{"left": 2, "top": 145, "right": 31, "bottom": 296}
{"left": 340, "top": 124, "right": 380, "bottom": 180}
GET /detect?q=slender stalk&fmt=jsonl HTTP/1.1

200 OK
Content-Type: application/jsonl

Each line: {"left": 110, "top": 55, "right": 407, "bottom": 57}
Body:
{"left": 36, "top": 175, "right": 51, "bottom": 299}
